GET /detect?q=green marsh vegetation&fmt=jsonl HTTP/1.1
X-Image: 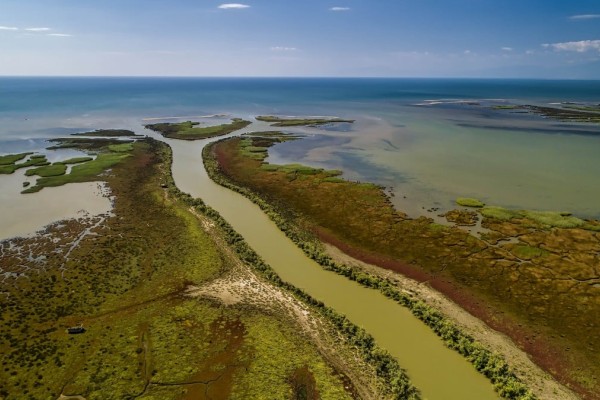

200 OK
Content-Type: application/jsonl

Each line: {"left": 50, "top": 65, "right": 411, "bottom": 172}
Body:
{"left": 57, "top": 156, "right": 94, "bottom": 164}
{"left": 456, "top": 197, "right": 485, "bottom": 208}
{"left": 492, "top": 104, "right": 600, "bottom": 123}
{"left": 22, "top": 140, "right": 133, "bottom": 193}
{"left": 145, "top": 118, "right": 251, "bottom": 140}
{"left": 47, "top": 137, "right": 134, "bottom": 150}
{"left": 256, "top": 115, "right": 355, "bottom": 126}
{"left": 0, "top": 153, "right": 49, "bottom": 174}
{"left": 71, "top": 129, "right": 139, "bottom": 137}
{"left": 24, "top": 163, "right": 67, "bottom": 177}
{"left": 0, "top": 152, "right": 33, "bottom": 165}
{"left": 207, "top": 135, "right": 600, "bottom": 399}
{"left": 0, "top": 138, "right": 391, "bottom": 400}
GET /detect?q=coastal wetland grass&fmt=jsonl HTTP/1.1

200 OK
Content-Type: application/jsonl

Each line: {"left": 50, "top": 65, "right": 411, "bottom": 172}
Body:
{"left": 22, "top": 151, "right": 131, "bottom": 193}
{"left": 25, "top": 163, "right": 67, "bottom": 177}
{"left": 0, "top": 152, "right": 33, "bottom": 165}
{"left": 256, "top": 115, "right": 355, "bottom": 127}
{"left": 0, "top": 138, "right": 358, "bottom": 400}
{"left": 145, "top": 118, "right": 252, "bottom": 140}
{"left": 211, "top": 135, "right": 600, "bottom": 399}
{"left": 456, "top": 197, "right": 486, "bottom": 208}
{"left": 0, "top": 154, "right": 49, "bottom": 174}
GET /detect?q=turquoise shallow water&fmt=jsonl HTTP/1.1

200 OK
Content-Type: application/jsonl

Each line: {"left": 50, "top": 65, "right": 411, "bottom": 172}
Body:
{"left": 1, "top": 77, "right": 599, "bottom": 217}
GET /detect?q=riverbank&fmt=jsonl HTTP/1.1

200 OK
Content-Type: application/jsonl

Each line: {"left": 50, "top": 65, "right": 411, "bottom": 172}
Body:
{"left": 204, "top": 133, "right": 597, "bottom": 399}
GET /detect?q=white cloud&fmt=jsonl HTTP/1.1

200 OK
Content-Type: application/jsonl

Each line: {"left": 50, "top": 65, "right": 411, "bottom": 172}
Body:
{"left": 25, "top": 27, "right": 50, "bottom": 31}
{"left": 270, "top": 46, "right": 297, "bottom": 51}
{"left": 569, "top": 14, "right": 600, "bottom": 20}
{"left": 0, "top": 26, "right": 18, "bottom": 30}
{"left": 330, "top": 7, "right": 350, "bottom": 11}
{"left": 464, "top": 50, "right": 472, "bottom": 55}
{"left": 501, "top": 47, "right": 513, "bottom": 51}
{"left": 218, "top": 3, "right": 250, "bottom": 9}
{"left": 47, "top": 33, "right": 72, "bottom": 37}
{"left": 543, "top": 40, "right": 600, "bottom": 53}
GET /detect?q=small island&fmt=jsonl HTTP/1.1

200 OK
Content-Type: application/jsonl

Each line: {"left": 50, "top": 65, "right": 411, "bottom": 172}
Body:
{"left": 256, "top": 115, "right": 355, "bottom": 127}
{"left": 492, "top": 104, "right": 600, "bottom": 123}
{"left": 71, "top": 129, "right": 141, "bottom": 137}
{"left": 145, "top": 118, "right": 251, "bottom": 140}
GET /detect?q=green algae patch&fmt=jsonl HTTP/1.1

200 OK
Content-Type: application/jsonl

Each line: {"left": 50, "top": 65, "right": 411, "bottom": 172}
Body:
{"left": 480, "top": 206, "right": 518, "bottom": 221}
{"left": 521, "top": 210, "right": 584, "bottom": 229}
{"left": 456, "top": 197, "right": 485, "bottom": 208}
{"left": 509, "top": 245, "right": 549, "bottom": 260}
{"left": 145, "top": 118, "right": 251, "bottom": 140}
{"left": 256, "top": 115, "right": 355, "bottom": 126}
{"left": 25, "top": 163, "right": 67, "bottom": 177}
{"left": 481, "top": 207, "right": 586, "bottom": 229}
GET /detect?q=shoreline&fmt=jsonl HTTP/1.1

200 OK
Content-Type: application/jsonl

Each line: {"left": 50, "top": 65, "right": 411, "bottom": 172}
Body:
{"left": 322, "top": 243, "right": 578, "bottom": 400}
{"left": 203, "top": 138, "right": 541, "bottom": 399}
{"left": 204, "top": 134, "right": 598, "bottom": 400}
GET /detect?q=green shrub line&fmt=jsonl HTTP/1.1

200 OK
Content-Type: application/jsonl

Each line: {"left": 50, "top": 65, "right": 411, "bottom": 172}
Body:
{"left": 202, "top": 138, "right": 537, "bottom": 400}
{"left": 157, "top": 140, "right": 420, "bottom": 400}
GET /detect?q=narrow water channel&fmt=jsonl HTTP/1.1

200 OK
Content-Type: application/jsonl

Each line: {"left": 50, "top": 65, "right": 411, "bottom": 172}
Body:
{"left": 154, "top": 127, "right": 499, "bottom": 400}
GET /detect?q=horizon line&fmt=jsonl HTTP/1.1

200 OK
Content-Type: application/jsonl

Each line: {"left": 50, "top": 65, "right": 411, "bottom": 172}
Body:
{"left": 0, "top": 75, "right": 599, "bottom": 81}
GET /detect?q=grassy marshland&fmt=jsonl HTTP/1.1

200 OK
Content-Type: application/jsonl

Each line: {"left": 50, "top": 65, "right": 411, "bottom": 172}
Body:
{"left": 0, "top": 153, "right": 49, "bottom": 174}
{"left": 256, "top": 115, "right": 355, "bottom": 126}
{"left": 71, "top": 129, "right": 140, "bottom": 137}
{"left": 0, "top": 138, "right": 404, "bottom": 400}
{"left": 22, "top": 143, "right": 132, "bottom": 193}
{"left": 145, "top": 118, "right": 251, "bottom": 140}
{"left": 492, "top": 104, "right": 600, "bottom": 123}
{"left": 208, "top": 135, "right": 600, "bottom": 399}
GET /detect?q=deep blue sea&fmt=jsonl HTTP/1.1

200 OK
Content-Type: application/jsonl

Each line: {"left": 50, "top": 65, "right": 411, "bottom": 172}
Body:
{"left": 1, "top": 77, "right": 599, "bottom": 217}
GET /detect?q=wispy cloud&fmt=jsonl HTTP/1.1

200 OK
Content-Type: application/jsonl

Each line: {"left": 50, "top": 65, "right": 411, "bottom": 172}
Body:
{"left": 330, "top": 7, "right": 350, "bottom": 11}
{"left": 270, "top": 46, "right": 297, "bottom": 51}
{"left": 218, "top": 3, "right": 250, "bottom": 9}
{"left": 47, "top": 33, "right": 72, "bottom": 37}
{"left": 501, "top": 47, "right": 513, "bottom": 51}
{"left": 25, "top": 27, "right": 50, "bottom": 31}
{"left": 0, "top": 26, "right": 18, "bottom": 30}
{"left": 569, "top": 14, "right": 600, "bottom": 20}
{"left": 543, "top": 40, "right": 600, "bottom": 53}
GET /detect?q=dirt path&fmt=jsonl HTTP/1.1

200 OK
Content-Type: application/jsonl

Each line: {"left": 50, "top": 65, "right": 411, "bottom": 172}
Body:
{"left": 186, "top": 208, "right": 381, "bottom": 400}
{"left": 323, "top": 243, "right": 580, "bottom": 400}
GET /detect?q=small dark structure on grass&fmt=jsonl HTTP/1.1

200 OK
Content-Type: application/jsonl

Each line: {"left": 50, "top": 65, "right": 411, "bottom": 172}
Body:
{"left": 67, "top": 324, "right": 86, "bottom": 334}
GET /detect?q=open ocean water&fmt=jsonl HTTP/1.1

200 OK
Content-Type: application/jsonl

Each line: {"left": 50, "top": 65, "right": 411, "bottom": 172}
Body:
{"left": 1, "top": 77, "right": 599, "bottom": 218}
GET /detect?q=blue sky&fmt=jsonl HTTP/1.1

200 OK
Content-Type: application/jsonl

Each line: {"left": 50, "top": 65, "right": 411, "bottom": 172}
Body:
{"left": 1, "top": 0, "right": 599, "bottom": 78}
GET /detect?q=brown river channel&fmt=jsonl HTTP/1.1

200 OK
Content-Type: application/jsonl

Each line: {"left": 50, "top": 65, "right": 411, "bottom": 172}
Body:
{"left": 152, "top": 125, "right": 499, "bottom": 400}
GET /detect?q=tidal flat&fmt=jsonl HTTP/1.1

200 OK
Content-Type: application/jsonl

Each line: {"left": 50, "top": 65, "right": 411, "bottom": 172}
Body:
{"left": 208, "top": 134, "right": 600, "bottom": 399}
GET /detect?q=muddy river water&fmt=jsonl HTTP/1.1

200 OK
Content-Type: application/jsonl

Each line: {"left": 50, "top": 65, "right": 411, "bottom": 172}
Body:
{"left": 156, "top": 127, "right": 499, "bottom": 400}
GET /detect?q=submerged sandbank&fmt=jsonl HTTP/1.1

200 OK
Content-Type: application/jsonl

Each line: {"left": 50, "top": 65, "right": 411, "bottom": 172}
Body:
{"left": 0, "top": 167, "right": 112, "bottom": 241}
